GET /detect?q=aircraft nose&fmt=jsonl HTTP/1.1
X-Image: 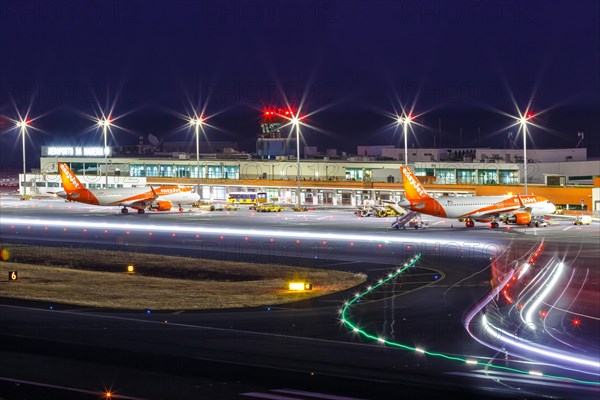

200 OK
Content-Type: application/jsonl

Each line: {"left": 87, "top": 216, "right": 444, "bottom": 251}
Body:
{"left": 549, "top": 203, "right": 556, "bottom": 214}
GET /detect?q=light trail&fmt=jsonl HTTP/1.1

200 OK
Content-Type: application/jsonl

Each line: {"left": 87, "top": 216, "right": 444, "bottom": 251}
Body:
{"left": 0, "top": 216, "right": 497, "bottom": 251}
{"left": 522, "top": 261, "right": 564, "bottom": 330}
{"left": 481, "top": 315, "right": 600, "bottom": 371}
{"left": 341, "top": 253, "right": 599, "bottom": 386}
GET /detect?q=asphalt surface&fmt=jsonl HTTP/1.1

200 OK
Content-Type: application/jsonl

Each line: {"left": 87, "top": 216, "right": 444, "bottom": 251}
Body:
{"left": 0, "top": 196, "right": 598, "bottom": 399}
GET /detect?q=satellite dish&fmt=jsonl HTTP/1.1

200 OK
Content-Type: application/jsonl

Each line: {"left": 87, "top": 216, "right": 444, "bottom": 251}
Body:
{"left": 148, "top": 133, "right": 160, "bottom": 146}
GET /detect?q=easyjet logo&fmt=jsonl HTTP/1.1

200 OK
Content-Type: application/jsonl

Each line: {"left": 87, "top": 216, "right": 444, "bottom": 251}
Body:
{"left": 156, "top": 187, "right": 181, "bottom": 195}
{"left": 60, "top": 164, "right": 80, "bottom": 189}
{"left": 521, "top": 196, "right": 538, "bottom": 204}
{"left": 402, "top": 169, "right": 427, "bottom": 197}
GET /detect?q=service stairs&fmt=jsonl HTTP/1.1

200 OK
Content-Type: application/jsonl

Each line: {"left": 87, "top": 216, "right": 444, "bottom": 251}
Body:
{"left": 391, "top": 210, "right": 419, "bottom": 229}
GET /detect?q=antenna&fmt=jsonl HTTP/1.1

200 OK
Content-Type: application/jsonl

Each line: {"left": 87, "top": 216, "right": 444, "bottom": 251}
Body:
{"left": 507, "top": 131, "right": 517, "bottom": 149}
{"left": 576, "top": 132, "right": 584, "bottom": 148}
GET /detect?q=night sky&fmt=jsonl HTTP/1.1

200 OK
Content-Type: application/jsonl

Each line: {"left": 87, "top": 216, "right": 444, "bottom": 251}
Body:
{"left": 1, "top": 0, "right": 599, "bottom": 168}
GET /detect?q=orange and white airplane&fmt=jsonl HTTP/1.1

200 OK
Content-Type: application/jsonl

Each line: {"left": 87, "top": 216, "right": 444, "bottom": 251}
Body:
{"left": 399, "top": 166, "right": 556, "bottom": 228}
{"left": 56, "top": 162, "right": 200, "bottom": 214}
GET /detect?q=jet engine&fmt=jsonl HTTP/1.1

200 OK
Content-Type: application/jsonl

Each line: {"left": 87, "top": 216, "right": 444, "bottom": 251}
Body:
{"left": 507, "top": 212, "right": 531, "bottom": 225}
{"left": 156, "top": 200, "right": 173, "bottom": 211}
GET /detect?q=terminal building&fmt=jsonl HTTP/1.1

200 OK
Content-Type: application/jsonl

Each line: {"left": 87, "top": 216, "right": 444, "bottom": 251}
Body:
{"left": 17, "top": 117, "right": 600, "bottom": 214}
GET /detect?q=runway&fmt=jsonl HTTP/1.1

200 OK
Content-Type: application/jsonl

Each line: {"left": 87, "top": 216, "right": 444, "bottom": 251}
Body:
{"left": 0, "top": 196, "right": 598, "bottom": 399}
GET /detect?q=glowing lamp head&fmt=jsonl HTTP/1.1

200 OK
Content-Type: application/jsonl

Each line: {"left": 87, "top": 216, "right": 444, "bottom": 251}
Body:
{"left": 397, "top": 115, "right": 411, "bottom": 126}
{"left": 519, "top": 113, "right": 533, "bottom": 125}
{"left": 190, "top": 117, "right": 204, "bottom": 126}
{"left": 98, "top": 118, "right": 111, "bottom": 127}
{"left": 291, "top": 116, "right": 300, "bottom": 126}
{"left": 16, "top": 119, "right": 29, "bottom": 128}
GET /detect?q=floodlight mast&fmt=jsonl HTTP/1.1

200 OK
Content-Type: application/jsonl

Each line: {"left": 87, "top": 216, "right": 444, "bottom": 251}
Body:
{"left": 397, "top": 115, "right": 412, "bottom": 166}
{"left": 17, "top": 120, "right": 30, "bottom": 198}
{"left": 98, "top": 118, "right": 111, "bottom": 188}
{"left": 190, "top": 117, "right": 204, "bottom": 197}
{"left": 291, "top": 116, "right": 301, "bottom": 208}
{"left": 519, "top": 114, "right": 532, "bottom": 195}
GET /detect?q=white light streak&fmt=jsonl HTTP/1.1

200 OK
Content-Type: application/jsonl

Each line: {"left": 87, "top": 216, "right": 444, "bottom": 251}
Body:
{"left": 523, "top": 262, "right": 564, "bottom": 330}
{"left": 0, "top": 217, "right": 493, "bottom": 250}
{"left": 481, "top": 315, "right": 600, "bottom": 370}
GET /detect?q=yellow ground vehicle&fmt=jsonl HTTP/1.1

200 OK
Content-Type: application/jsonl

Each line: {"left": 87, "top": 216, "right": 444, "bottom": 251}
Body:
{"left": 574, "top": 215, "right": 592, "bottom": 225}
{"left": 227, "top": 192, "right": 268, "bottom": 204}
{"left": 554, "top": 205, "right": 564, "bottom": 215}
{"left": 253, "top": 204, "right": 283, "bottom": 212}
{"left": 374, "top": 202, "right": 405, "bottom": 217}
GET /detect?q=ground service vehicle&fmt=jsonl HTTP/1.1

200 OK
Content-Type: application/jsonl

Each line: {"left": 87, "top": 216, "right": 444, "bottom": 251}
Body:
{"left": 228, "top": 192, "right": 268, "bottom": 204}
{"left": 574, "top": 215, "right": 592, "bottom": 225}
{"left": 253, "top": 204, "right": 283, "bottom": 212}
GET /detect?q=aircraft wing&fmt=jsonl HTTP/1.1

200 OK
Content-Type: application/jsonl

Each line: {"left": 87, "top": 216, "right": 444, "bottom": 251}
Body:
{"left": 108, "top": 187, "right": 158, "bottom": 207}
{"left": 464, "top": 204, "right": 523, "bottom": 219}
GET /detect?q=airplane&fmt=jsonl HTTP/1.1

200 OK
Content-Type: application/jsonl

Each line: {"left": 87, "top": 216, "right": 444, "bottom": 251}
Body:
{"left": 398, "top": 166, "right": 556, "bottom": 228}
{"left": 56, "top": 162, "right": 200, "bottom": 214}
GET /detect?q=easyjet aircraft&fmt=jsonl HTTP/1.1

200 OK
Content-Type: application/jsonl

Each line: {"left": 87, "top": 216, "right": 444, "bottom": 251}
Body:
{"left": 56, "top": 162, "right": 200, "bottom": 214}
{"left": 399, "top": 166, "right": 556, "bottom": 228}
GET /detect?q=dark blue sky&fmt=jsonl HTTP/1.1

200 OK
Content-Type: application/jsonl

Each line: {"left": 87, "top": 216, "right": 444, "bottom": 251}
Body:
{"left": 1, "top": 0, "right": 599, "bottom": 166}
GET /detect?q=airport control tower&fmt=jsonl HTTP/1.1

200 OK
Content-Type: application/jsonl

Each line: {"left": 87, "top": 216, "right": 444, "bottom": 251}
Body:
{"left": 256, "top": 107, "right": 299, "bottom": 159}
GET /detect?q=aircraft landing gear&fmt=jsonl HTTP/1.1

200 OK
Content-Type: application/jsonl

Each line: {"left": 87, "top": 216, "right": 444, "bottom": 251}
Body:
{"left": 178, "top": 204, "right": 183, "bottom": 213}
{"left": 490, "top": 221, "right": 499, "bottom": 229}
{"left": 465, "top": 220, "right": 475, "bottom": 228}
{"left": 137, "top": 208, "right": 145, "bottom": 214}
{"left": 121, "top": 207, "right": 128, "bottom": 214}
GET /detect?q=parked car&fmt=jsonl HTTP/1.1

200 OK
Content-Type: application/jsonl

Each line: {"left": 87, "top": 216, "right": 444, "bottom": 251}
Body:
{"left": 574, "top": 215, "right": 592, "bottom": 225}
{"left": 530, "top": 219, "right": 547, "bottom": 227}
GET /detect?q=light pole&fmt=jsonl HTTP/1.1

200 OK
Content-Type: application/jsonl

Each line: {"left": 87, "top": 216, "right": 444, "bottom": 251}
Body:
{"left": 292, "top": 116, "right": 301, "bottom": 208}
{"left": 519, "top": 113, "right": 532, "bottom": 195}
{"left": 397, "top": 115, "right": 412, "bottom": 165}
{"left": 190, "top": 117, "right": 204, "bottom": 197}
{"left": 16, "top": 119, "right": 30, "bottom": 198}
{"left": 97, "top": 117, "right": 111, "bottom": 189}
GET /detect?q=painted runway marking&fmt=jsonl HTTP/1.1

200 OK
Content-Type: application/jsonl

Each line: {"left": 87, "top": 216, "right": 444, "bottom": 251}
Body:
{"left": 241, "top": 389, "right": 367, "bottom": 400}
{"left": 562, "top": 226, "right": 573, "bottom": 231}
{"left": 0, "top": 376, "right": 147, "bottom": 399}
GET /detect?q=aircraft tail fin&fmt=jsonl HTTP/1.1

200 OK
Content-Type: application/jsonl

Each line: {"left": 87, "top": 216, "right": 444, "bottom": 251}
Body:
{"left": 58, "top": 162, "right": 85, "bottom": 193}
{"left": 400, "top": 166, "right": 432, "bottom": 201}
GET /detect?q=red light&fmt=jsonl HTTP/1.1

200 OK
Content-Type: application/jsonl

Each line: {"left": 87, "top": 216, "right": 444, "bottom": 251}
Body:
{"left": 540, "top": 310, "right": 547, "bottom": 318}
{"left": 572, "top": 318, "right": 581, "bottom": 327}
